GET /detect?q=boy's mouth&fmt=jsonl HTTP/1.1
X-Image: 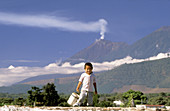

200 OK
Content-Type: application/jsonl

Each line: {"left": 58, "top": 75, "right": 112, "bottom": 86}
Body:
{"left": 87, "top": 71, "right": 91, "bottom": 74}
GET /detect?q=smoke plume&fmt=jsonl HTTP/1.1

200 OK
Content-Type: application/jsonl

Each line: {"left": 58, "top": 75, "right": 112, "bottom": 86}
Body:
{"left": 0, "top": 12, "right": 107, "bottom": 38}
{"left": 99, "top": 19, "right": 108, "bottom": 39}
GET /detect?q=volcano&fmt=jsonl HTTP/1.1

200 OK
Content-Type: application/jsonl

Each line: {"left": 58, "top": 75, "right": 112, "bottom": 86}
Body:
{"left": 64, "top": 39, "right": 128, "bottom": 64}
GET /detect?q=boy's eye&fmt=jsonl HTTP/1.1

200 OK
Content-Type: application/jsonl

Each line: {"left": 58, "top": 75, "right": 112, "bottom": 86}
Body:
{"left": 87, "top": 68, "right": 91, "bottom": 70}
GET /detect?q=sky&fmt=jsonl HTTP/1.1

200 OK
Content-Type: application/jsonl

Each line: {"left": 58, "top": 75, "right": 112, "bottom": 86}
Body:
{"left": 0, "top": 0, "right": 170, "bottom": 86}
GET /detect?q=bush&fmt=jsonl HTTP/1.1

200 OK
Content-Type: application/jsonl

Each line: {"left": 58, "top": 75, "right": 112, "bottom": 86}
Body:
{"left": 58, "top": 102, "right": 70, "bottom": 107}
{"left": 97, "top": 101, "right": 113, "bottom": 107}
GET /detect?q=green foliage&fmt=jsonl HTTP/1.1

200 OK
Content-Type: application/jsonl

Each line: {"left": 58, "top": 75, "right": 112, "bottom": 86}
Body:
{"left": 114, "top": 93, "right": 124, "bottom": 101}
{"left": 0, "top": 93, "right": 27, "bottom": 106}
{"left": 27, "top": 86, "right": 44, "bottom": 106}
{"left": 123, "top": 89, "right": 147, "bottom": 106}
{"left": 97, "top": 100, "right": 114, "bottom": 107}
{"left": 147, "top": 92, "right": 170, "bottom": 106}
{"left": 58, "top": 102, "right": 70, "bottom": 107}
{"left": 27, "top": 83, "right": 59, "bottom": 106}
{"left": 13, "top": 97, "right": 26, "bottom": 106}
{"left": 148, "top": 96, "right": 167, "bottom": 105}
{"left": 93, "top": 94, "right": 100, "bottom": 106}
{"left": 1, "top": 91, "right": 170, "bottom": 107}
{"left": 93, "top": 93, "right": 124, "bottom": 107}
{"left": 0, "top": 98, "right": 13, "bottom": 105}
{"left": 42, "top": 83, "right": 59, "bottom": 106}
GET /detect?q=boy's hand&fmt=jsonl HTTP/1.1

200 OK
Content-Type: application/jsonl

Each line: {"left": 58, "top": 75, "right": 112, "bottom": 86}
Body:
{"left": 76, "top": 88, "right": 80, "bottom": 93}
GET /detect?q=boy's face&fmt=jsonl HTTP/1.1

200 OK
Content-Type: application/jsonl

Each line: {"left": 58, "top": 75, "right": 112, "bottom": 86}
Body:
{"left": 85, "top": 65, "right": 93, "bottom": 74}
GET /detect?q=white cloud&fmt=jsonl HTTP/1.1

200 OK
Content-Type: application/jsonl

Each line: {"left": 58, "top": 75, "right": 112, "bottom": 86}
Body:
{"left": 0, "top": 53, "right": 169, "bottom": 86}
{"left": 0, "top": 12, "right": 107, "bottom": 34}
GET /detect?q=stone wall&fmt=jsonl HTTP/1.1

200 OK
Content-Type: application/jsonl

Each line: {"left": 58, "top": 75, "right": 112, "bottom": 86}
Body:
{"left": 0, "top": 105, "right": 169, "bottom": 111}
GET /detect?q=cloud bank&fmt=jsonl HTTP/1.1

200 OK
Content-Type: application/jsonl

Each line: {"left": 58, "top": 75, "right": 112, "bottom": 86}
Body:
{"left": 0, "top": 12, "right": 107, "bottom": 38}
{"left": 0, "top": 53, "right": 169, "bottom": 86}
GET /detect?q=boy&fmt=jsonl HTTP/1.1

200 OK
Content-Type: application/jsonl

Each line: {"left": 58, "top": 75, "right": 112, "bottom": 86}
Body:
{"left": 73, "top": 62, "right": 97, "bottom": 106}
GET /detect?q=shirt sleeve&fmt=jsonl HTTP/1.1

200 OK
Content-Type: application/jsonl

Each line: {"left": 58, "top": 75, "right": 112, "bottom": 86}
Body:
{"left": 79, "top": 73, "right": 84, "bottom": 82}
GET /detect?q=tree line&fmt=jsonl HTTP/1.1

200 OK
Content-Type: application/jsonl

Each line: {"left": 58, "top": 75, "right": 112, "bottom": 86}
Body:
{"left": 0, "top": 83, "right": 170, "bottom": 107}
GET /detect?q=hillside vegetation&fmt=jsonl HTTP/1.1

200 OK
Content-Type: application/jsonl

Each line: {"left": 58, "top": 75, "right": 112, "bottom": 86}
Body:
{"left": 97, "top": 57, "right": 170, "bottom": 93}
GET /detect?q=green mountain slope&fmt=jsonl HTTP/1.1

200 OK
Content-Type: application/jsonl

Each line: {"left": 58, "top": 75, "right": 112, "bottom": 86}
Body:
{"left": 97, "top": 57, "right": 170, "bottom": 93}
{"left": 0, "top": 84, "right": 32, "bottom": 94}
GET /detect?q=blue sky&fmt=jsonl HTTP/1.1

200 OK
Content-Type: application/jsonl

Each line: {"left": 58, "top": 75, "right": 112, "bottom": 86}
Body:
{"left": 0, "top": 0, "right": 170, "bottom": 68}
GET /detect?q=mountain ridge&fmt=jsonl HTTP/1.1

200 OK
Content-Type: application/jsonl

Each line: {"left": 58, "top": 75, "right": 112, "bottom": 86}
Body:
{"left": 64, "top": 39, "right": 128, "bottom": 64}
{"left": 65, "top": 26, "right": 170, "bottom": 63}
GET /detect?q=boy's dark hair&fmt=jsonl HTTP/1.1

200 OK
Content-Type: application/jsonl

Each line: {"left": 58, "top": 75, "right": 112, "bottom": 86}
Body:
{"left": 84, "top": 62, "right": 93, "bottom": 69}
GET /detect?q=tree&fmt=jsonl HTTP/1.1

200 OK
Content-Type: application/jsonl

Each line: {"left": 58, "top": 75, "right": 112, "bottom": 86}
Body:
{"left": 42, "top": 83, "right": 59, "bottom": 106}
{"left": 123, "top": 89, "right": 147, "bottom": 106}
{"left": 148, "top": 92, "right": 170, "bottom": 105}
{"left": 27, "top": 86, "right": 44, "bottom": 106}
{"left": 27, "top": 83, "right": 60, "bottom": 106}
